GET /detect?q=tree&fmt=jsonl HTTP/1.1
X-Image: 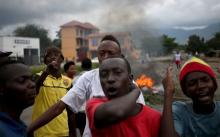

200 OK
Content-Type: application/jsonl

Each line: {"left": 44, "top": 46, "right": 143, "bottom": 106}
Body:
{"left": 206, "top": 32, "right": 220, "bottom": 50}
{"left": 14, "top": 24, "right": 52, "bottom": 57}
{"left": 161, "top": 35, "right": 178, "bottom": 54}
{"left": 186, "top": 35, "right": 207, "bottom": 54}
{"left": 52, "top": 30, "right": 61, "bottom": 49}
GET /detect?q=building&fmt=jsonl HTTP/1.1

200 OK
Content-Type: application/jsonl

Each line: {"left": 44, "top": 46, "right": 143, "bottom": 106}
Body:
{"left": 60, "top": 20, "right": 99, "bottom": 61}
{"left": 0, "top": 36, "right": 40, "bottom": 65}
{"left": 87, "top": 32, "right": 140, "bottom": 59}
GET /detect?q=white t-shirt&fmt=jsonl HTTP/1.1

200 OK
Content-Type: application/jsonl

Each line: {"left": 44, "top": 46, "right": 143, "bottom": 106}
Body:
{"left": 175, "top": 53, "right": 181, "bottom": 61}
{"left": 72, "top": 71, "right": 88, "bottom": 112}
{"left": 61, "top": 68, "right": 146, "bottom": 137}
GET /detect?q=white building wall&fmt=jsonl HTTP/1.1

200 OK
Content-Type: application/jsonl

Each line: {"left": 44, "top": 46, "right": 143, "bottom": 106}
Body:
{"left": 0, "top": 36, "right": 40, "bottom": 64}
{"left": 0, "top": 36, "right": 40, "bottom": 57}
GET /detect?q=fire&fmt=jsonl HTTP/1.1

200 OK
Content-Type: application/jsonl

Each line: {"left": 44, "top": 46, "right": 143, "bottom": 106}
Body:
{"left": 135, "top": 74, "right": 154, "bottom": 88}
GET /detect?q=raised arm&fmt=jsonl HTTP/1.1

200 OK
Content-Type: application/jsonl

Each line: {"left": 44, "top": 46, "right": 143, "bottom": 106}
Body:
{"left": 35, "top": 61, "right": 61, "bottom": 94}
{"left": 93, "top": 87, "right": 140, "bottom": 128}
{"left": 35, "top": 71, "right": 48, "bottom": 94}
{"left": 159, "top": 65, "right": 179, "bottom": 137}
{"left": 27, "top": 101, "right": 66, "bottom": 136}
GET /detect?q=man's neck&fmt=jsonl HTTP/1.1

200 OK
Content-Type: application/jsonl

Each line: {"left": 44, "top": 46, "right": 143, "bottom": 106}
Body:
{"left": 193, "top": 101, "right": 215, "bottom": 114}
{"left": 49, "top": 70, "right": 61, "bottom": 78}
{"left": 0, "top": 104, "right": 22, "bottom": 121}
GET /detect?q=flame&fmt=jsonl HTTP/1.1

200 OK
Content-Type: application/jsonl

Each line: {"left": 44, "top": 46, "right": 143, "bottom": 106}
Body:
{"left": 135, "top": 74, "right": 154, "bottom": 88}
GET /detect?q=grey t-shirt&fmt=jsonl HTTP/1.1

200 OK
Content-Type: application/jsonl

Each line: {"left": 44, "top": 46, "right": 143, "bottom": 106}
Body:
{"left": 173, "top": 101, "right": 220, "bottom": 137}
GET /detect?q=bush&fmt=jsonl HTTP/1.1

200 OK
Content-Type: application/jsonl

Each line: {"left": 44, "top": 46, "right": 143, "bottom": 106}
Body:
{"left": 30, "top": 65, "right": 45, "bottom": 74}
{"left": 30, "top": 62, "right": 99, "bottom": 74}
{"left": 144, "top": 93, "right": 163, "bottom": 105}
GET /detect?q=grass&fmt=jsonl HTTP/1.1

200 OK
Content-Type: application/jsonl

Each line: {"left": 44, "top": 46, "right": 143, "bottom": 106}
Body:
{"left": 144, "top": 93, "right": 163, "bottom": 105}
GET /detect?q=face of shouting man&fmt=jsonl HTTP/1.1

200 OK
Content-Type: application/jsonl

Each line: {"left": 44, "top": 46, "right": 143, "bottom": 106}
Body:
{"left": 99, "top": 58, "right": 133, "bottom": 99}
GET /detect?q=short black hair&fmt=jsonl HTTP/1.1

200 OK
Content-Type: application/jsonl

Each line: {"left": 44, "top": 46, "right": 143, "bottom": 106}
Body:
{"left": 102, "top": 57, "right": 131, "bottom": 74}
{"left": 81, "top": 58, "right": 92, "bottom": 71}
{"left": 64, "top": 61, "right": 75, "bottom": 72}
{"left": 100, "top": 35, "right": 121, "bottom": 49}
{"left": 0, "top": 60, "right": 23, "bottom": 83}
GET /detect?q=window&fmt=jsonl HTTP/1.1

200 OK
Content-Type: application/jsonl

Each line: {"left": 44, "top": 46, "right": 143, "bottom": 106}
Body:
{"left": 14, "top": 39, "right": 30, "bottom": 44}
{"left": 92, "top": 38, "right": 97, "bottom": 46}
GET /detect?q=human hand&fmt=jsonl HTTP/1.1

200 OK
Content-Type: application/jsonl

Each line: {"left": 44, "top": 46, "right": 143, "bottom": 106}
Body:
{"left": 46, "top": 60, "right": 59, "bottom": 73}
{"left": 162, "top": 64, "right": 175, "bottom": 97}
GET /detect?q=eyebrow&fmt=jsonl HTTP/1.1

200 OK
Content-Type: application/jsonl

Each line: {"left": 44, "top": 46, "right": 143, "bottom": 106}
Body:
{"left": 188, "top": 75, "right": 209, "bottom": 81}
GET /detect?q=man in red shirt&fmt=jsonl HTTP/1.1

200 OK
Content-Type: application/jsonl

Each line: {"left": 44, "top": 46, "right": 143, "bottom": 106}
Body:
{"left": 86, "top": 57, "right": 161, "bottom": 137}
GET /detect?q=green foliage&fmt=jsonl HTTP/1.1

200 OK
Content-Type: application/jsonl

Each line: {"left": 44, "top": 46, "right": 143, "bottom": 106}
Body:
{"left": 144, "top": 93, "right": 163, "bottom": 105}
{"left": 92, "top": 62, "right": 99, "bottom": 69}
{"left": 206, "top": 32, "right": 220, "bottom": 50}
{"left": 186, "top": 35, "right": 208, "bottom": 54}
{"left": 52, "top": 30, "right": 61, "bottom": 49}
{"left": 162, "top": 35, "right": 178, "bottom": 54}
{"left": 30, "top": 65, "right": 46, "bottom": 74}
{"left": 30, "top": 62, "right": 99, "bottom": 74}
{"left": 52, "top": 39, "right": 61, "bottom": 49}
{"left": 160, "top": 31, "right": 220, "bottom": 55}
{"left": 13, "top": 24, "right": 52, "bottom": 57}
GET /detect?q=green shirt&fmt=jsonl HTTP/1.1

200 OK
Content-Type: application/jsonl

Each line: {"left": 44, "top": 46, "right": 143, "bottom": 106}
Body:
{"left": 173, "top": 101, "right": 220, "bottom": 137}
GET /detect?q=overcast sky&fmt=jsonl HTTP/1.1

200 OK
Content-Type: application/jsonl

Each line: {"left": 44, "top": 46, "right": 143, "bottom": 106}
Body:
{"left": 0, "top": 0, "right": 220, "bottom": 39}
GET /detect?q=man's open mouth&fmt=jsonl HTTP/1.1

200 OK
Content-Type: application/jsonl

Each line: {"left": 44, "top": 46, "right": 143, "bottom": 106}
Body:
{"left": 197, "top": 91, "right": 211, "bottom": 102}
{"left": 107, "top": 87, "right": 118, "bottom": 96}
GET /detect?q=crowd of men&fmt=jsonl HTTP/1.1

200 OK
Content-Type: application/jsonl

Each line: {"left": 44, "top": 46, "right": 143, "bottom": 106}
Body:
{"left": 0, "top": 35, "right": 219, "bottom": 137}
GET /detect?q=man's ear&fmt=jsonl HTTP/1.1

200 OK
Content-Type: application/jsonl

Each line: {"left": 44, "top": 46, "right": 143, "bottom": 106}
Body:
{"left": 60, "top": 55, "right": 64, "bottom": 62}
{"left": 129, "top": 74, "right": 133, "bottom": 81}
{"left": 128, "top": 74, "right": 136, "bottom": 92}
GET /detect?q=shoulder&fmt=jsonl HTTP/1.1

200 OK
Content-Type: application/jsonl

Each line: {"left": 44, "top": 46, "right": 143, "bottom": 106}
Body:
{"left": 143, "top": 105, "right": 161, "bottom": 118}
{"left": 172, "top": 101, "right": 191, "bottom": 119}
{"left": 72, "top": 69, "right": 99, "bottom": 88}
{"left": 86, "top": 97, "right": 108, "bottom": 117}
{"left": 73, "top": 71, "right": 85, "bottom": 81}
{"left": 87, "top": 97, "right": 108, "bottom": 107}
{"left": 61, "top": 75, "right": 72, "bottom": 87}
{"left": 0, "top": 112, "right": 26, "bottom": 131}
{"left": 172, "top": 101, "right": 188, "bottom": 111}
{"left": 83, "top": 68, "right": 99, "bottom": 76}
{"left": 77, "top": 69, "right": 99, "bottom": 81}
{"left": 86, "top": 97, "right": 108, "bottom": 110}
{"left": 215, "top": 101, "right": 220, "bottom": 106}
{"left": 62, "top": 75, "right": 72, "bottom": 81}
{"left": 215, "top": 101, "right": 220, "bottom": 110}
